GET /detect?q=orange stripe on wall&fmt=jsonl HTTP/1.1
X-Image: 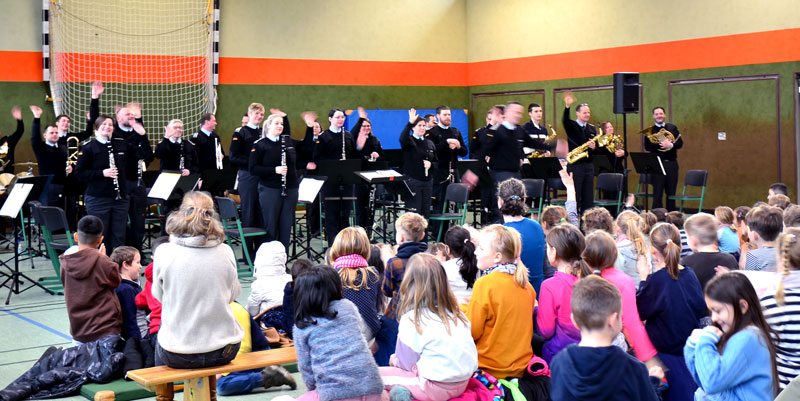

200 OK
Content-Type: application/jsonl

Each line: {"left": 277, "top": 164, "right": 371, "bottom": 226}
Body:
{"left": 467, "top": 27, "right": 800, "bottom": 86}
{"left": 53, "top": 53, "right": 208, "bottom": 84}
{"left": 2, "top": 28, "right": 799, "bottom": 85}
{"left": 218, "top": 58, "right": 467, "bottom": 86}
{"left": 0, "top": 51, "right": 42, "bottom": 82}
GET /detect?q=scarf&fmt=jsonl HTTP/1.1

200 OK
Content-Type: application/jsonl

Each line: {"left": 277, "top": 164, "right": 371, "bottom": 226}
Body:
{"left": 333, "top": 254, "right": 369, "bottom": 269}
{"left": 485, "top": 262, "right": 517, "bottom": 275}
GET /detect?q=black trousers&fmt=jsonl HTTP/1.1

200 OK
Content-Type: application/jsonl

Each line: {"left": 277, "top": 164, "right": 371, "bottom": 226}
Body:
{"left": 568, "top": 162, "right": 595, "bottom": 214}
{"left": 126, "top": 181, "right": 147, "bottom": 251}
{"left": 85, "top": 194, "right": 129, "bottom": 255}
{"left": 489, "top": 170, "right": 521, "bottom": 224}
{"left": 44, "top": 183, "right": 64, "bottom": 208}
{"left": 405, "top": 178, "right": 433, "bottom": 220}
{"left": 236, "top": 170, "right": 261, "bottom": 228}
{"left": 258, "top": 184, "right": 299, "bottom": 252}
{"left": 652, "top": 160, "right": 680, "bottom": 211}
{"left": 322, "top": 184, "right": 354, "bottom": 246}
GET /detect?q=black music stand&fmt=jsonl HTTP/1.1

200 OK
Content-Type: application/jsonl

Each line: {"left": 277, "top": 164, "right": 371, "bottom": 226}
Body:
{"left": 317, "top": 159, "right": 362, "bottom": 240}
{"left": 0, "top": 178, "right": 55, "bottom": 304}
{"left": 291, "top": 175, "right": 327, "bottom": 262}
{"left": 17, "top": 176, "right": 50, "bottom": 263}
{"left": 200, "top": 168, "right": 238, "bottom": 197}
{"left": 354, "top": 170, "right": 409, "bottom": 243}
{"left": 630, "top": 152, "right": 664, "bottom": 212}
{"left": 524, "top": 157, "right": 565, "bottom": 203}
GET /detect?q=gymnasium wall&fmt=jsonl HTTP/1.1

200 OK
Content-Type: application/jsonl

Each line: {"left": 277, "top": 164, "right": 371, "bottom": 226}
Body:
{"left": 1, "top": 0, "right": 799, "bottom": 207}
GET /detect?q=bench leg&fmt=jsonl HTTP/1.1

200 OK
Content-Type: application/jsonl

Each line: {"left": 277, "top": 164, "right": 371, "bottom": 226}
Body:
{"left": 155, "top": 383, "right": 174, "bottom": 401}
{"left": 185, "top": 376, "right": 214, "bottom": 401}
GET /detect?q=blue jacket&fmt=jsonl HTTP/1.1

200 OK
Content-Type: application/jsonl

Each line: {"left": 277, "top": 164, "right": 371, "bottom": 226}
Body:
{"left": 684, "top": 327, "right": 774, "bottom": 401}
{"left": 115, "top": 278, "right": 142, "bottom": 340}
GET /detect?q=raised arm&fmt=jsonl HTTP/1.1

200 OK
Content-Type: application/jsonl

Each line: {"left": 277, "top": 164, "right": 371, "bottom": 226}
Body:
{"left": 29, "top": 106, "right": 45, "bottom": 152}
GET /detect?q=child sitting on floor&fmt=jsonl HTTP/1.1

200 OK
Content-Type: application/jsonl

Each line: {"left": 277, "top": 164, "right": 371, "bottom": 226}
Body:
{"left": 384, "top": 212, "right": 429, "bottom": 321}
{"left": 134, "top": 236, "right": 169, "bottom": 338}
{"left": 247, "top": 241, "right": 292, "bottom": 317}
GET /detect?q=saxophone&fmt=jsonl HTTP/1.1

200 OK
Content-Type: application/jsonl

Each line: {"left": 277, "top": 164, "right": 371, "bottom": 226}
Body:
{"left": 566, "top": 133, "right": 603, "bottom": 164}
{"left": 529, "top": 124, "right": 558, "bottom": 158}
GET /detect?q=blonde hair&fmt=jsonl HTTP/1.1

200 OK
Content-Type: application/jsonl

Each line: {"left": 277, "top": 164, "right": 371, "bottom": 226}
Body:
{"left": 715, "top": 206, "right": 735, "bottom": 226}
{"left": 777, "top": 227, "right": 800, "bottom": 306}
{"left": 481, "top": 224, "right": 528, "bottom": 288}
{"left": 263, "top": 114, "right": 283, "bottom": 135}
{"left": 398, "top": 253, "right": 468, "bottom": 334}
{"left": 330, "top": 227, "right": 379, "bottom": 290}
{"left": 616, "top": 211, "right": 648, "bottom": 258}
{"left": 396, "top": 212, "right": 428, "bottom": 242}
{"left": 684, "top": 213, "right": 718, "bottom": 246}
{"left": 165, "top": 191, "right": 224, "bottom": 241}
{"left": 649, "top": 223, "right": 682, "bottom": 280}
{"left": 248, "top": 102, "right": 265, "bottom": 114}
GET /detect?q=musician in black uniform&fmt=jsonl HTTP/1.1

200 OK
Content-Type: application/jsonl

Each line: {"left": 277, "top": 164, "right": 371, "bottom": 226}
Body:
{"left": 522, "top": 103, "right": 554, "bottom": 157}
{"left": 154, "top": 119, "right": 199, "bottom": 175}
{"left": 399, "top": 109, "right": 437, "bottom": 219}
{"left": 229, "top": 103, "right": 265, "bottom": 229}
{"left": 471, "top": 105, "right": 503, "bottom": 225}
{"left": 249, "top": 111, "right": 298, "bottom": 252}
{"left": 484, "top": 101, "right": 548, "bottom": 223}
{"left": 192, "top": 113, "right": 226, "bottom": 174}
{"left": 1, "top": 107, "right": 24, "bottom": 174}
{"left": 312, "top": 107, "right": 362, "bottom": 246}
{"left": 428, "top": 106, "right": 467, "bottom": 219}
{"left": 563, "top": 93, "right": 597, "bottom": 214}
{"left": 595, "top": 121, "right": 627, "bottom": 201}
{"left": 299, "top": 113, "right": 322, "bottom": 236}
{"left": 30, "top": 106, "right": 70, "bottom": 207}
{"left": 113, "top": 103, "right": 152, "bottom": 252}
{"left": 646, "top": 107, "right": 683, "bottom": 211}
{"left": 352, "top": 107, "right": 384, "bottom": 235}
{"left": 75, "top": 115, "right": 134, "bottom": 254}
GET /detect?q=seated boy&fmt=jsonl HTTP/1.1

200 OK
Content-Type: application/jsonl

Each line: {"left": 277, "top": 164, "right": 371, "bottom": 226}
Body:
{"left": 111, "top": 246, "right": 147, "bottom": 340}
{"left": 551, "top": 275, "right": 664, "bottom": 401}
{"left": 135, "top": 236, "right": 170, "bottom": 337}
{"left": 60, "top": 215, "right": 122, "bottom": 344}
{"left": 681, "top": 213, "right": 739, "bottom": 290}
{"left": 744, "top": 205, "right": 782, "bottom": 271}
{"left": 216, "top": 302, "right": 296, "bottom": 396}
{"left": 383, "top": 212, "right": 428, "bottom": 321}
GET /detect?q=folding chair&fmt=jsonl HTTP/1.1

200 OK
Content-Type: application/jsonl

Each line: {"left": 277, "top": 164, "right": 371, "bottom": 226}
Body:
{"left": 669, "top": 170, "right": 708, "bottom": 213}
{"left": 428, "top": 183, "right": 469, "bottom": 242}
{"left": 215, "top": 196, "right": 266, "bottom": 277}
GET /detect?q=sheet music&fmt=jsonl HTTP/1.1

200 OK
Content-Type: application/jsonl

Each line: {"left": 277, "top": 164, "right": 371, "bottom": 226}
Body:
{"left": 0, "top": 183, "right": 33, "bottom": 218}
{"left": 298, "top": 177, "right": 326, "bottom": 203}
{"left": 360, "top": 170, "right": 403, "bottom": 181}
{"left": 148, "top": 172, "right": 182, "bottom": 200}
{"left": 656, "top": 156, "right": 666, "bottom": 175}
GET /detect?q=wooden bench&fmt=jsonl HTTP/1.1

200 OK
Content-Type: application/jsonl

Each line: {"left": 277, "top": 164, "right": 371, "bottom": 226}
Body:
{"left": 126, "top": 347, "right": 297, "bottom": 401}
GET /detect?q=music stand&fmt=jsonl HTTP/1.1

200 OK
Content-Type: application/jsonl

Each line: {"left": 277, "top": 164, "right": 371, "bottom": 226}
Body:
{"left": 629, "top": 152, "right": 664, "bottom": 212}
{"left": 381, "top": 149, "right": 404, "bottom": 169}
{"left": 291, "top": 176, "right": 327, "bottom": 262}
{"left": 354, "top": 170, "right": 409, "bottom": 243}
{"left": 16, "top": 176, "right": 50, "bottom": 260}
{"left": 0, "top": 178, "right": 55, "bottom": 304}
{"left": 525, "top": 157, "right": 563, "bottom": 180}
{"left": 200, "top": 168, "right": 238, "bottom": 197}
{"left": 316, "top": 159, "right": 361, "bottom": 240}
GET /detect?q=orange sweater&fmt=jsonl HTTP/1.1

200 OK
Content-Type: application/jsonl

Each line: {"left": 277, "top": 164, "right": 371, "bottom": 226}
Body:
{"left": 466, "top": 271, "right": 536, "bottom": 379}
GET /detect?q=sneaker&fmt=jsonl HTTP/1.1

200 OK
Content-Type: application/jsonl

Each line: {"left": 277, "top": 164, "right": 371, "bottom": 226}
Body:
{"left": 389, "top": 386, "right": 413, "bottom": 401}
{"left": 261, "top": 365, "right": 297, "bottom": 390}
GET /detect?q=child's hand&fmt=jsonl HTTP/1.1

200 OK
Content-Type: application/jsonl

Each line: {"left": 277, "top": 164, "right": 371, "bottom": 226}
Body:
{"left": 714, "top": 265, "right": 731, "bottom": 274}
{"left": 389, "top": 354, "right": 398, "bottom": 367}
{"left": 703, "top": 325, "right": 723, "bottom": 338}
{"left": 688, "top": 328, "right": 705, "bottom": 344}
{"left": 636, "top": 254, "right": 650, "bottom": 281}
{"left": 98, "top": 243, "right": 106, "bottom": 255}
{"left": 648, "top": 366, "right": 664, "bottom": 381}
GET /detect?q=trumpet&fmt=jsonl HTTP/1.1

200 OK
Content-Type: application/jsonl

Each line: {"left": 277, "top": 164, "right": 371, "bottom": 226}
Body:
{"left": 529, "top": 124, "right": 558, "bottom": 159}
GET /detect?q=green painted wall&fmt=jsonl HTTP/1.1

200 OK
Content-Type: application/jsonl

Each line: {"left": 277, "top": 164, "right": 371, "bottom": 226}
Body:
{"left": 468, "top": 61, "right": 800, "bottom": 209}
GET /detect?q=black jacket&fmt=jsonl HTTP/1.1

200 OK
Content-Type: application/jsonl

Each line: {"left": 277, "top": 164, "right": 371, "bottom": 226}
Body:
{"left": 0, "top": 119, "right": 24, "bottom": 174}
{"left": 191, "top": 129, "right": 226, "bottom": 172}
{"left": 562, "top": 106, "right": 597, "bottom": 165}
{"left": 154, "top": 138, "right": 199, "bottom": 174}
{"left": 31, "top": 118, "right": 69, "bottom": 185}
{"left": 398, "top": 123, "right": 437, "bottom": 181}
{"left": 75, "top": 138, "right": 132, "bottom": 198}
{"left": 230, "top": 125, "right": 261, "bottom": 170}
{"left": 427, "top": 125, "right": 467, "bottom": 174}
{"left": 643, "top": 123, "right": 683, "bottom": 161}
{"left": 249, "top": 117, "right": 298, "bottom": 189}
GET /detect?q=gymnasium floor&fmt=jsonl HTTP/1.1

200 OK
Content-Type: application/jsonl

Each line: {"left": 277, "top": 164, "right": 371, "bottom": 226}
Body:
{"left": 0, "top": 250, "right": 307, "bottom": 401}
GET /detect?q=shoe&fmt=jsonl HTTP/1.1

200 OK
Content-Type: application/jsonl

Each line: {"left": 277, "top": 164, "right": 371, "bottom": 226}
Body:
{"left": 261, "top": 365, "right": 297, "bottom": 390}
{"left": 389, "top": 386, "right": 413, "bottom": 401}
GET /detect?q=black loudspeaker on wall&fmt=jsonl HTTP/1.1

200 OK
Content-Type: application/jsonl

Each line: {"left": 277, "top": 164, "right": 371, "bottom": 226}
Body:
{"left": 613, "top": 72, "right": 639, "bottom": 114}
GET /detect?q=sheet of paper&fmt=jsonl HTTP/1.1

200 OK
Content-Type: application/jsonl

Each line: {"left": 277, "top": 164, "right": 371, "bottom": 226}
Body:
{"left": 298, "top": 177, "right": 326, "bottom": 203}
{"left": 147, "top": 172, "right": 182, "bottom": 200}
{"left": 0, "top": 183, "right": 33, "bottom": 218}
{"left": 656, "top": 156, "right": 666, "bottom": 176}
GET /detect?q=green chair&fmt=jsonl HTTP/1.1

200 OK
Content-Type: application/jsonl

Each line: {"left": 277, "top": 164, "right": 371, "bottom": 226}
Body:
{"left": 633, "top": 173, "right": 654, "bottom": 210}
{"left": 215, "top": 196, "right": 266, "bottom": 277}
{"left": 593, "top": 173, "right": 624, "bottom": 215}
{"left": 38, "top": 205, "right": 75, "bottom": 293}
{"left": 522, "top": 178, "right": 545, "bottom": 218}
{"left": 547, "top": 178, "right": 567, "bottom": 206}
{"left": 669, "top": 169, "right": 708, "bottom": 213}
{"left": 429, "top": 183, "right": 469, "bottom": 242}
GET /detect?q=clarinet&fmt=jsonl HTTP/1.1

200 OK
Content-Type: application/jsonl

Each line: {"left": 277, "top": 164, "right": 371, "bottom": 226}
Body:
{"left": 179, "top": 141, "right": 185, "bottom": 172}
{"left": 341, "top": 129, "right": 346, "bottom": 161}
{"left": 280, "top": 133, "right": 287, "bottom": 197}
{"left": 107, "top": 141, "right": 122, "bottom": 201}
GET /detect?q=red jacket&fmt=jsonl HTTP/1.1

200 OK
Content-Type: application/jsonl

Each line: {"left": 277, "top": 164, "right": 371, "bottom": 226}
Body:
{"left": 134, "top": 262, "right": 162, "bottom": 335}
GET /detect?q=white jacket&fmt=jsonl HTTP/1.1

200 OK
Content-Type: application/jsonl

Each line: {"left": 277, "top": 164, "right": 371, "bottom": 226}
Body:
{"left": 246, "top": 241, "right": 292, "bottom": 316}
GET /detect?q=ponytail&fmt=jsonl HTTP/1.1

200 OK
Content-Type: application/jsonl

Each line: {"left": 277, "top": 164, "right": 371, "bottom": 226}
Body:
{"left": 514, "top": 259, "right": 529, "bottom": 288}
{"left": 481, "top": 224, "right": 527, "bottom": 289}
{"left": 776, "top": 228, "right": 800, "bottom": 306}
{"left": 545, "top": 224, "right": 586, "bottom": 277}
{"left": 582, "top": 231, "right": 618, "bottom": 272}
{"left": 618, "top": 211, "right": 648, "bottom": 257}
{"left": 650, "top": 222, "right": 682, "bottom": 280}
{"left": 444, "top": 226, "right": 479, "bottom": 288}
